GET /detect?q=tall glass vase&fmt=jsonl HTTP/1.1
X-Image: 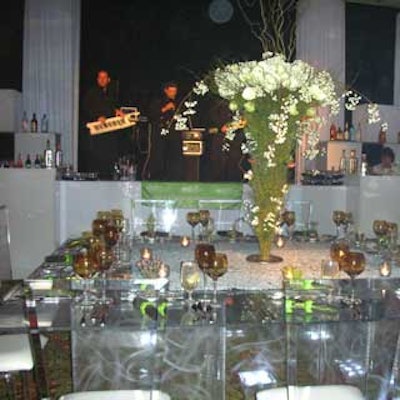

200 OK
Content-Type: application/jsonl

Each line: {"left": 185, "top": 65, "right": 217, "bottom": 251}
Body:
{"left": 243, "top": 103, "right": 294, "bottom": 264}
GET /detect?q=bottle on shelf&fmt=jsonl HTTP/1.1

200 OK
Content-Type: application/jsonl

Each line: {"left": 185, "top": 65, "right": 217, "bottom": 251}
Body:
{"left": 44, "top": 140, "right": 53, "bottom": 169}
{"left": 360, "top": 153, "right": 368, "bottom": 176}
{"left": 40, "top": 155, "right": 45, "bottom": 169}
{"left": 25, "top": 154, "right": 32, "bottom": 169}
{"left": 348, "top": 149, "right": 358, "bottom": 175}
{"left": 55, "top": 143, "right": 63, "bottom": 168}
{"left": 378, "top": 127, "right": 387, "bottom": 145}
{"left": 21, "top": 111, "right": 29, "bottom": 132}
{"left": 40, "top": 114, "right": 49, "bottom": 133}
{"left": 34, "top": 154, "right": 41, "bottom": 169}
{"left": 398, "top": 131, "right": 400, "bottom": 144}
{"left": 16, "top": 153, "right": 23, "bottom": 168}
{"left": 344, "top": 122, "right": 349, "bottom": 141}
{"left": 329, "top": 123, "right": 337, "bottom": 141}
{"left": 30, "top": 113, "right": 38, "bottom": 133}
{"left": 349, "top": 124, "right": 356, "bottom": 141}
{"left": 337, "top": 127, "right": 344, "bottom": 141}
{"left": 339, "top": 149, "right": 347, "bottom": 174}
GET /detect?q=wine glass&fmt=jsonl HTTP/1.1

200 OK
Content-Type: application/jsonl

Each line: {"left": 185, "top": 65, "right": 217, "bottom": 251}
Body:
{"left": 330, "top": 240, "right": 350, "bottom": 264}
{"left": 332, "top": 211, "right": 346, "bottom": 238}
{"left": 73, "top": 250, "right": 96, "bottom": 305}
{"left": 343, "top": 212, "right": 353, "bottom": 238}
{"left": 373, "top": 220, "right": 389, "bottom": 252}
{"left": 195, "top": 244, "right": 216, "bottom": 300}
{"left": 205, "top": 253, "right": 228, "bottom": 306}
{"left": 180, "top": 261, "right": 201, "bottom": 304}
{"left": 283, "top": 211, "right": 296, "bottom": 240}
{"left": 199, "top": 210, "right": 210, "bottom": 238}
{"left": 111, "top": 209, "right": 124, "bottom": 234}
{"left": 186, "top": 212, "right": 201, "bottom": 241}
{"left": 340, "top": 251, "right": 366, "bottom": 303}
{"left": 104, "top": 223, "right": 119, "bottom": 249}
{"left": 95, "top": 245, "right": 115, "bottom": 304}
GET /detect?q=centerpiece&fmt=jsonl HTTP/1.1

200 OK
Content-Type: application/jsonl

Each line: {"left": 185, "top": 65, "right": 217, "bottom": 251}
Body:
{"left": 175, "top": 55, "right": 339, "bottom": 263}
{"left": 169, "top": 0, "right": 381, "bottom": 264}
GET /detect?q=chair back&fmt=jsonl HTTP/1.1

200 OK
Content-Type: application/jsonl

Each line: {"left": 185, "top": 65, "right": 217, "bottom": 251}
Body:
{"left": 0, "top": 205, "right": 12, "bottom": 279}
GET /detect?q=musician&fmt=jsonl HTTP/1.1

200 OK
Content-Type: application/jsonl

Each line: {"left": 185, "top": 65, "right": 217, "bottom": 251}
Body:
{"left": 80, "top": 69, "right": 127, "bottom": 177}
{"left": 148, "top": 82, "right": 183, "bottom": 181}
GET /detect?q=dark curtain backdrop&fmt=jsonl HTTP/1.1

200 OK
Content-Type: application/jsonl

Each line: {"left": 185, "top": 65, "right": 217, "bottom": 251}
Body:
{"left": 0, "top": 0, "right": 24, "bottom": 90}
{"left": 346, "top": 3, "right": 397, "bottom": 105}
{"left": 79, "top": 0, "right": 261, "bottom": 114}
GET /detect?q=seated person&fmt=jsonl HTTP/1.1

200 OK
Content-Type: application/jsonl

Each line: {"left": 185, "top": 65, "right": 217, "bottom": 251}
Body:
{"left": 372, "top": 147, "right": 397, "bottom": 175}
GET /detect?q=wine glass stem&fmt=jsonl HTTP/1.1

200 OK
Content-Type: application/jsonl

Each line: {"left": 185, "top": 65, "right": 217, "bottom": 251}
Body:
{"left": 101, "top": 272, "right": 107, "bottom": 304}
{"left": 351, "top": 277, "right": 355, "bottom": 303}
{"left": 188, "top": 291, "right": 193, "bottom": 304}
{"left": 213, "top": 280, "right": 218, "bottom": 305}
{"left": 203, "top": 271, "right": 207, "bottom": 300}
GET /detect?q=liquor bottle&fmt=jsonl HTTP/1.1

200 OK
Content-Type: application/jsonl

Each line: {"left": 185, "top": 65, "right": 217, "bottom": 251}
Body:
{"left": 16, "top": 153, "right": 23, "bottom": 168}
{"left": 360, "top": 153, "right": 368, "bottom": 176}
{"left": 44, "top": 140, "right": 53, "bottom": 169}
{"left": 34, "top": 154, "right": 41, "bottom": 169}
{"left": 337, "top": 127, "right": 344, "bottom": 141}
{"left": 40, "top": 114, "right": 49, "bottom": 133}
{"left": 30, "top": 113, "right": 38, "bottom": 133}
{"left": 21, "top": 111, "right": 29, "bottom": 132}
{"left": 339, "top": 149, "right": 347, "bottom": 174}
{"left": 40, "top": 155, "right": 45, "bottom": 169}
{"left": 25, "top": 154, "right": 32, "bottom": 169}
{"left": 344, "top": 123, "right": 349, "bottom": 141}
{"left": 55, "top": 143, "right": 63, "bottom": 168}
{"left": 349, "top": 124, "right": 356, "bottom": 141}
{"left": 348, "top": 149, "right": 358, "bottom": 175}
{"left": 378, "top": 127, "right": 386, "bottom": 144}
{"left": 329, "top": 124, "right": 337, "bottom": 141}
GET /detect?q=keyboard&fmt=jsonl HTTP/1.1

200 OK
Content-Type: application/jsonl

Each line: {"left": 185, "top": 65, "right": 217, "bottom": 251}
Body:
{"left": 86, "top": 110, "right": 140, "bottom": 135}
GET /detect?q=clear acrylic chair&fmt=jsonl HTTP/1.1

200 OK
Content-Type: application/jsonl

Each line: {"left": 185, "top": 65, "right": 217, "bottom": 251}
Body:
{"left": 0, "top": 205, "right": 12, "bottom": 279}
{"left": 0, "top": 334, "right": 34, "bottom": 399}
{"left": 59, "top": 390, "right": 171, "bottom": 400}
{"left": 197, "top": 199, "right": 243, "bottom": 233}
{"left": 131, "top": 199, "right": 178, "bottom": 237}
{"left": 285, "top": 201, "right": 313, "bottom": 232}
{"left": 256, "top": 385, "right": 364, "bottom": 399}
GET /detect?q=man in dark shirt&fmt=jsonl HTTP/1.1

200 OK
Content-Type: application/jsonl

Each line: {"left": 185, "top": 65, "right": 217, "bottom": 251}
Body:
{"left": 148, "top": 82, "right": 183, "bottom": 180}
{"left": 80, "top": 70, "right": 126, "bottom": 177}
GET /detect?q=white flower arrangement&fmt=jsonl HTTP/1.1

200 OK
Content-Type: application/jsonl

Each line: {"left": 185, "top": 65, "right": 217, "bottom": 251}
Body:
{"left": 367, "top": 103, "right": 381, "bottom": 124}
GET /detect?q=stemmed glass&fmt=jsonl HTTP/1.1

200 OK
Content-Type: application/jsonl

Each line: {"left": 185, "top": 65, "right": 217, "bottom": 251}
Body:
{"left": 73, "top": 250, "right": 96, "bottom": 305}
{"left": 330, "top": 240, "right": 350, "bottom": 264}
{"left": 332, "top": 211, "right": 346, "bottom": 238}
{"left": 340, "top": 252, "right": 366, "bottom": 304}
{"left": 205, "top": 253, "right": 228, "bottom": 306}
{"left": 195, "top": 244, "right": 216, "bottom": 300}
{"left": 283, "top": 211, "right": 296, "bottom": 240}
{"left": 199, "top": 210, "right": 210, "bottom": 239}
{"left": 373, "top": 220, "right": 389, "bottom": 252}
{"left": 186, "top": 212, "right": 200, "bottom": 241}
{"left": 95, "top": 245, "right": 115, "bottom": 304}
{"left": 343, "top": 213, "right": 353, "bottom": 238}
{"left": 180, "top": 261, "right": 201, "bottom": 304}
